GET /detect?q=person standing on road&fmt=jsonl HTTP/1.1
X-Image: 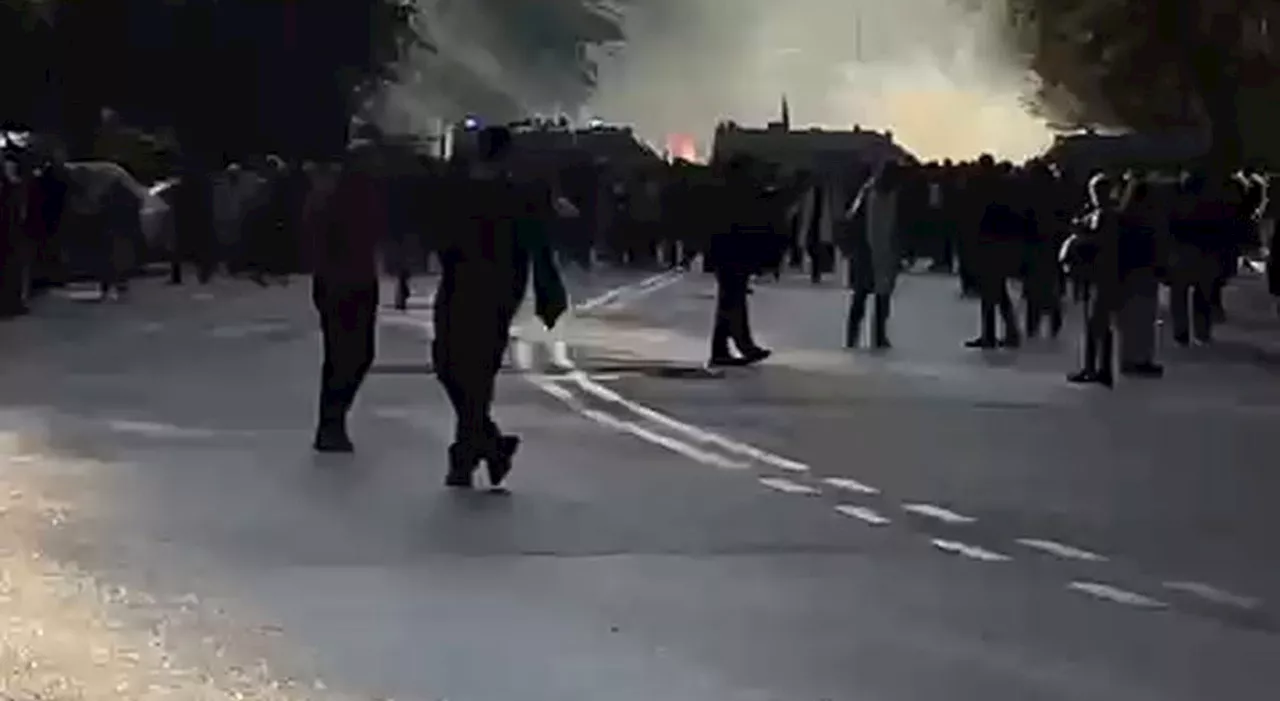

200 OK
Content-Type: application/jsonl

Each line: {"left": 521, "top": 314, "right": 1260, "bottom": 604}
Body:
{"left": 0, "top": 157, "right": 31, "bottom": 318}
{"left": 309, "top": 149, "right": 385, "bottom": 453}
{"left": 1066, "top": 173, "right": 1122, "bottom": 387}
{"left": 840, "top": 161, "right": 902, "bottom": 349}
{"left": 433, "top": 126, "right": 568, "bottom": 489}
{"left": 1113, "top": 173, "right": 1165, "bottom": 378}
{"left": 966, "top": 158, "right": 1023, "bottom": 349}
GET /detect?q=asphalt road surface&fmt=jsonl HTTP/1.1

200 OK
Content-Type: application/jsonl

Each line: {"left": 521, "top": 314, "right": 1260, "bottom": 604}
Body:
{"left": 0, "top": 268, "right": 1277, "bottom": 700}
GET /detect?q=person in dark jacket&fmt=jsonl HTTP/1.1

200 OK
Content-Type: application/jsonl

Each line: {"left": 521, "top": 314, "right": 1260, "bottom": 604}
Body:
{"left": 310, "top": 149, "right": 385, "bottom": 453}
{"left": 170, "top": 166, "right": 217, "bottom": 285}
{"left": 706, "top": 157, "right": 773, "bottom": 367}
{"left": 0, "top": 160, "right": 30, "bottom": 317}
{"left": 433, "top": 126, "right": 568, "bottom": 489}
{"left": 1114, "top": 174, "right": 1164, "bottom": 377}
{"left": 966, "top": 159, "right": 1023, "bottom": 348}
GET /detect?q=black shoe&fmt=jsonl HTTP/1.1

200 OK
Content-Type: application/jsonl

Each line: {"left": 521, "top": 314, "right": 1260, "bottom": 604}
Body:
{"left": 740, "top": 347, "right": 772, "bottom": 365}
{"left": 313, "top": 425, "right": 354, "bottom": 453}
{"left": 1067, "top": 369, "right": 1097, "bottom": 384}
{"left": 999, "top": 336, "right": 1021, "bottom": 349}
{"left": 872, "top": 337, "right": 892, "bottom": 350}
{"left": 965, "top": 337, "right": 997, "bottom": 349}
{"left": 1068, "top": 369, "right": 1112, "bottom": 387}
{"left": 445, "top": 444, "right": 478, "bottom": 488}
{"left": 485, "top": 435, "right": 520, "bottom": 489}
{"left": 709, "top": 355, "right": 750, "bottom": 367}
{"left": 1173, "top": 333, "right": 1190, "bottom": 347}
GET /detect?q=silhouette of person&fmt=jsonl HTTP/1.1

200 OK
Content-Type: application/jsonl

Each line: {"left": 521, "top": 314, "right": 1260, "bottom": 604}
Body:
{"left": 309, "top": 149, "right": 384, "bottom": 452}
{"left": 433, "top": 126, "right": 568, "bottom": 489}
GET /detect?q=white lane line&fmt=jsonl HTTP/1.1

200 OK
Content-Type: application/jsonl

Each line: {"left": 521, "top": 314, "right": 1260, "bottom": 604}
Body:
{"left": 822, "top": 477, "right": 880, "bottom": 495}
{"left": 758, "top": 477, "right": 821, "bottom": 495}
{"left": 551, "top": 340, "right": 573, "bottom": 370}
{"left": 1016, "top": 538, "right": 1108, "bottom": 563}
{"left": 902, "top": 503, "right": 976, "bottom": 525}
{"left": 533, "top": 379, "right": 575, "bottom": 401}
{"left": 567, "top": 372, "right": 811, "bottom": 473}
{"left": 530, "top": 375, "right": 749, "bottom": 470}
{"left": 581, "top": 409, "right": 748, "bottom": 470}
{"left": 835, "top": 504, "right": 891, "bottom": 525}
{"left": 1068, "top": 581, "right": 1166, "bottom": 608}
{"left": 1163, "top": 581, "right": 1260, "bottom": 610}
{"left": 930, "top": 539, "right": 1011, "bottom": 562}
{"left": 573, "top": 270, "right": 684, "bottom": 312}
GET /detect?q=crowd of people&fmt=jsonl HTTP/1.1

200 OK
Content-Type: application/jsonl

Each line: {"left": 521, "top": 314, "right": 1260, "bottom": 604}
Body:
{"left": 1, "top": 125, "right": 1277, "bottom": 487}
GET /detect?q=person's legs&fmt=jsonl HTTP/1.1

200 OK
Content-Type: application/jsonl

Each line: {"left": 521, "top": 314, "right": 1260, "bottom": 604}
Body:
{"left": 845, "top": 290, "right": 869, "bottom": 348}
{"left": 313, "top": 282, "right": 378, "bottom": 451}
{"left": 871, "top": 293, "right": 891, "bottom": 348}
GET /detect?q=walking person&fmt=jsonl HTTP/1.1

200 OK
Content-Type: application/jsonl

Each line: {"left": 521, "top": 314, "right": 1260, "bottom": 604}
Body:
{"left": 707, "top": 157, "right": 772, "bottom": 367}
{"left": 309, "top": 149, "right": 384, "bottom": 453}
{"left": 841, "top": 161, "right": 902, "bottom": 349}
{"left": 433, "top": 126, "right": 569, "bottom": 489}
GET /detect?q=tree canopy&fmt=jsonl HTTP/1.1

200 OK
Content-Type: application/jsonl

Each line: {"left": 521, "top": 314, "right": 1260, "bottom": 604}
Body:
{"left": 1008, "top": 0, "right": 1280, "bottom": 165}
{"left": 0, "top": 0, "right": 422, "bottom": 162}
{"left": 0, "top": 0, "right": 626, "bottom": 160}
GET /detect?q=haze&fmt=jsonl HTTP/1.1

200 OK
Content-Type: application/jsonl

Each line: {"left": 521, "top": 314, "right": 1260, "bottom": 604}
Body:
{"left": 590, "top": 0, "right": 1053, "bottom": 162}
{"left": 382, "top": 0, "right": 1055, "bottom": 162}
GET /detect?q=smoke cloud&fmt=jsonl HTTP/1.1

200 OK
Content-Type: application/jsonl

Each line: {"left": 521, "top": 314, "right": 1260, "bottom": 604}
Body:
{"left": 587, "top": 0, "right": 1054, "bottom": 162}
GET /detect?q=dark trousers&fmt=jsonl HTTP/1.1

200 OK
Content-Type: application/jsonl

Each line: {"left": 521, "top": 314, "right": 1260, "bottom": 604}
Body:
{"left": 978, "top": 276, "right": 1020, "bottom": 342}
{"left": 170, "top": 230, "right": 217, "bottom": 284}
{"left": 1081, "top": 285, "right": 1118, "bottom": 376}
{"left": 432, "top": 313, "right": 511, "bottom": 452}
{"left": 846, "top": 291, "right": 890, "bottom": 347}
{"left": 1024, "top": 253, "right": 1063, "bottom": 338}
{"left": 711, "top": 268, "right": 758, "bottom": 358}
{"left": 313, "top": 280, "right": 378, "bottom": 429}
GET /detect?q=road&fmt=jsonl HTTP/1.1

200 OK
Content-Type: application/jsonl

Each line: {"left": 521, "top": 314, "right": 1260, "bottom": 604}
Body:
{"left": 0, "top": 268, "right": 1276, "bottom": 700}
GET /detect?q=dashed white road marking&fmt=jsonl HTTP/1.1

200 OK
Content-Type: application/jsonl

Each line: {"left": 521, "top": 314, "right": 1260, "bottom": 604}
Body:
{"left": 1163, "top": 581, "right": 1260, "bottom": 610}
{"left": 532, "top": 379, "right": 575, "bottom": 401}
{"left": 573, "top": 270, "right": 685, "bottom": 312}
{"left": 580, "top": 409, "right": 748, "bottom": 470}
{"left": 930, "top": 539, "right": 1011, "bottom": 562}
{"left": 1068, "top": 582, "right": 1166, "bottom": 608}
{"left": 567, "top": 372, "right": 812, "bottom": 473}
{"left": 902, "top": 503, "right": 976, "bottom": 525}
{"left": 835, "top": 504, "right": 891, "bottom": 525}
{"left": 822, "top": 477, "right": 880, "bottom": 495}
{"left": 1016, "top": 538, "right": 1108, "bottom": 563}
{"left": 758, "top": 477, "right": 820, "bottom": 495}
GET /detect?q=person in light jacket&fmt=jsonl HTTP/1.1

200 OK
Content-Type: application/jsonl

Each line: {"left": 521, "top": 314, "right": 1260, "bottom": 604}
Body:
{"left": 841, "top": 161, "right": 903, "bottom": 349}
